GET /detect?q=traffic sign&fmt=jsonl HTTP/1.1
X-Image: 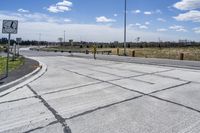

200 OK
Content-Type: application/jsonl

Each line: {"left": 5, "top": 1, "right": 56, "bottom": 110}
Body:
{"left": 2, "top": 20, "right": 18, "bottom": 78}
{"left": 16, "top": 38, "right": 22, "bottom": 43}
{"left": 2, "top": 20, "right": 18, "bottom": 34}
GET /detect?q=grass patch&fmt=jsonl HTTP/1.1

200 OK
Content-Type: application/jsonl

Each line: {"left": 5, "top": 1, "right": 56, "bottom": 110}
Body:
{"left": 117, "top": 47, "right": 200, "bottom": 61}
{"left": 0, "top": 44, "right": 6, "bottom": 52}
{"left": 0, "top": 56, "right": 24, "bottom": 75}
{"left": 39, "top": 46, "right": 200, "bottom": 61}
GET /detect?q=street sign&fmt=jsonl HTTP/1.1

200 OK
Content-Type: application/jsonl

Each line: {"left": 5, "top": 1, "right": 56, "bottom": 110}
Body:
{"left": 2, "top": 20, "right": 18, "bottom": 34}
{"left": 2, "top": 20, "right": 18, "bottom": 78}
{"left": 16, "top": 38, "right": 22, "bottom": 43}
{"left": 16, "top": 38, "right": 22, "bottom": 56}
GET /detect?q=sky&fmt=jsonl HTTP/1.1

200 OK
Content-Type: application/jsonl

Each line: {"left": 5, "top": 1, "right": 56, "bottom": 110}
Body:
{"left": 0, "top": 0, "right": 200, "bottom": 42}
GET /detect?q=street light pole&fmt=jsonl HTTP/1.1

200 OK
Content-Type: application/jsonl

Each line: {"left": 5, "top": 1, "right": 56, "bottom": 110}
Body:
{"left": 38, "top": 33, "right": 41, "bottom": 50}
{"left": 64, "top": 30, "right": 66, "bottom": 45}
{"left": 124, "top": 0, "right": 127, "bottom": 56}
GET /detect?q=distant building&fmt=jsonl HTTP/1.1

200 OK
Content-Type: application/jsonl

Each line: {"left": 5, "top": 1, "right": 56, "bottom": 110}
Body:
{"left": 179, "top": 39, "right": 192, "bottom": 46}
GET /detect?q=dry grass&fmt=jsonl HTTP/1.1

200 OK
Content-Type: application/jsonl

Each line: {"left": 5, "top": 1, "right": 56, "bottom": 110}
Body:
{"left": 42, "top": 46, "right": 200, "bottom": 61}
{"left": 100, "top": 47, "right": 200, "bottom": 61}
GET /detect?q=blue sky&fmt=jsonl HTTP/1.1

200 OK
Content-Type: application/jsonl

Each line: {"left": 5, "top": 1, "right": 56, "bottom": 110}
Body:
{"left": 0, "top": 0, "right": 200, "bottom": 42}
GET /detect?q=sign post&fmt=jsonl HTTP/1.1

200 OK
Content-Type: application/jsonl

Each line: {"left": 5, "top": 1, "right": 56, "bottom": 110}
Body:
{"left": 6, "top": 33, "right": 11, "bottom": 77}
{"left": 2, "top": 20, "right": 18, "bottom": 77}
{"left": 69, "top": 39, "right": 73, "bottom": 55}
{"left": 16, "top": 38, "right": 22, "bottom": 56}
{"left": 12, "top": 43, "right": 16, "bottom": 60}
{"left": 93, "top": 45, "right": 97, "bottom": 59}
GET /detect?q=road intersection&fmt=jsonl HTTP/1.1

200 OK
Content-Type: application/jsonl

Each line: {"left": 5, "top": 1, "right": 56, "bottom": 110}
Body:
{"left": 0, "top": 49, "right": 200, "bottom": 133}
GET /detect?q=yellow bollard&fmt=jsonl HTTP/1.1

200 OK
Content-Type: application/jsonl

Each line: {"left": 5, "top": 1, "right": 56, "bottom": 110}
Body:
{"left": 180, "top": 53, "right": 184, "bottom": 60}
{"left": 132, "top": 50, "right": 135, "bottom": 57}
{"left": 93, "top": 45, "right": 97, "bottom": 59}
{"left": 117, "top": 48, "right": 119, "bottom": 56}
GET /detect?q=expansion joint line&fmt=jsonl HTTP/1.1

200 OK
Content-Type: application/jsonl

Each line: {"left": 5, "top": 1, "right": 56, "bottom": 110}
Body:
{"left": 27, "top": 85, "right": 71, "bottom": 133}
{"left": 63, "top": 68, "right": 200, "bottom": 115}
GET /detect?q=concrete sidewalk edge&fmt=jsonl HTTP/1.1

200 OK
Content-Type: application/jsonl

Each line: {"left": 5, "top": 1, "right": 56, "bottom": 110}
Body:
{"left": 0, "top": 58, "right": 47, "bottom": 95}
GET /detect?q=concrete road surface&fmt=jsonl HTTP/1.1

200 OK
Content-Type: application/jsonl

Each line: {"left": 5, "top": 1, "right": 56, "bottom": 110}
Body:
{"left": 1, "top": 49, "right": 200, "bottom": 133}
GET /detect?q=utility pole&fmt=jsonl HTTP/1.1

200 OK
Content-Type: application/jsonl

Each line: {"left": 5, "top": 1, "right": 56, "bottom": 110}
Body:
{"left": 38, "top": 33, "right": 41, "bottom": 50}
{"left": 124, "top": 0, "right": 127, "bottom": 56}
{"left": 64, "top": 30, "right": 66, "bottom": 45}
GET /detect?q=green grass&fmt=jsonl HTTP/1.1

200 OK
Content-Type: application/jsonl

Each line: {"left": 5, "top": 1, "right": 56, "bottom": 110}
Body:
{"left": 0, "top": 44, "right": 6, "bottom": 51}
{"left": 0, "top": 56, "right": 24, "bottom": 75}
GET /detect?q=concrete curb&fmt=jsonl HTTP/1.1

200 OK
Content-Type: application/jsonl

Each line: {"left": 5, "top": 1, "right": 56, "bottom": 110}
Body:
{"left": 0, "top": 58, "right": 47, "bottom": 95}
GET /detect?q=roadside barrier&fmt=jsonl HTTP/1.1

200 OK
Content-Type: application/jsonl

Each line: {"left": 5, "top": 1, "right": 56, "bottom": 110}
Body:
{"left": 180, "top": 53, "right": 184, "bottom": 60}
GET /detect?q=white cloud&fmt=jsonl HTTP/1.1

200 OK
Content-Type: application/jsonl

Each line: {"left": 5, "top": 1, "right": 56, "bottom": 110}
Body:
{"left": 144, "top": 11, "right": 152, "bottom": 15}
{"left": 64, "top": 19, "right": 71, "bottom": 22}
{"left": 114, "top": 14, "right": 118, "bottom": 17}
{"left": 145, "top": 22, "right": 150, "bottom": 25}
{"left": 157, "top": 18, "right": 166, "bottom": 22}
{"left": 0, "top": 12, "right": 26, "bottom": 21}
{"left": 0, "top": 21, "right": 189, "bottom": 42}
{"left": 132, "top": 10, "right": 141, "bottom": 14}
{"left": 0, "top": 10, "right": 196, "bottom": 42}
{"left": 135, "top": 23, "right": 141, "bottom": 26}
{"left": 0, "top": 11, "right": 163, "bottom": 42}
{"left": 169, "top": 25, "right": 187, "bottom": 32}
{"left": 127, "top": 24, "right": 134, "bottom": 28}
{"left": 96, "top": 16, "right": 116, "bottom": 23}
{"left": 47, "top": 0, "right": 72, "bottom": 13}
{"left": 132, "top": 10, "right": 161, "bottom": 15}
{"left": 0, "top": 11, "right": 71, "bottom": 24}
{"left": 14, "top": 22, "right": 173, "bottom": 42}
{"left": 174, "top": 0, "right": 200, "bottom": 10}
{"left": 128, "top": 23, "right": 148, "bottom": 30}
{"left": 18, "top": 9, "right": 29, "bottom": 13}
{"left": 155, "top": 9, "right": 162, "bottom": 14}
{"left": 139, "top": 25, "right": 148, "bottom": 29}
{"left": 193, "top": 27, "right": 200, "bottom": 33}
{"left": 47, "top": 5, "right": 71, "bottom": 13}
{"left": 56, "top": 0, "right": 72, "bottom": 6}
{"left": 174, "top": 10, "right": 200, "bottom": 22}
{"left": 157, "top": 28, "right": 167, "bottom": 32}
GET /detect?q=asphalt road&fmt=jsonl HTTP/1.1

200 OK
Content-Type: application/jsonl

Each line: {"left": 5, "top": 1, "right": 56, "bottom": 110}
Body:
{"left": 1, "top": 48, "right": 200, "bottom": 133}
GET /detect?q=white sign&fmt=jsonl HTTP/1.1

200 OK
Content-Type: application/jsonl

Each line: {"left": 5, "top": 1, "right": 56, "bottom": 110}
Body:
{"left": 16, "top": 38, "right": 22, "bottom": 43}
{"left": 2, "top": 20, "right": 18, "bottom": 34}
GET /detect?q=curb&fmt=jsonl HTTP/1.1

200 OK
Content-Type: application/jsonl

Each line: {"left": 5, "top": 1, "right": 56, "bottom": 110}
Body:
{"left": 66, "top": 53, "right": 200, "bottom": 70}
{"left": 0, "top": 58, "right": 47, "bottom": 95}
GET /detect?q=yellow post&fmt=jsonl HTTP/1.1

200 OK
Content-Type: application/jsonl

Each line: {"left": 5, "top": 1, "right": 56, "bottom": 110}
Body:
{"left": 117, "top": 48, "right": 119, "bottom": 56}
{"left": 180, "top": 53, "right": 184, "bottom": 60}
{"left": 93, "top": 45, "right": 97, "bottom": 59}
{"left": 132, "top": 50, "right": 135, "bottom": 57}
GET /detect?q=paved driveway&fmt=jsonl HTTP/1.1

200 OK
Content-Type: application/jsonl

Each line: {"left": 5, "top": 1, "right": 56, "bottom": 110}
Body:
{"left": 1, "top": 50, "right": 200, "bottom": 133}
